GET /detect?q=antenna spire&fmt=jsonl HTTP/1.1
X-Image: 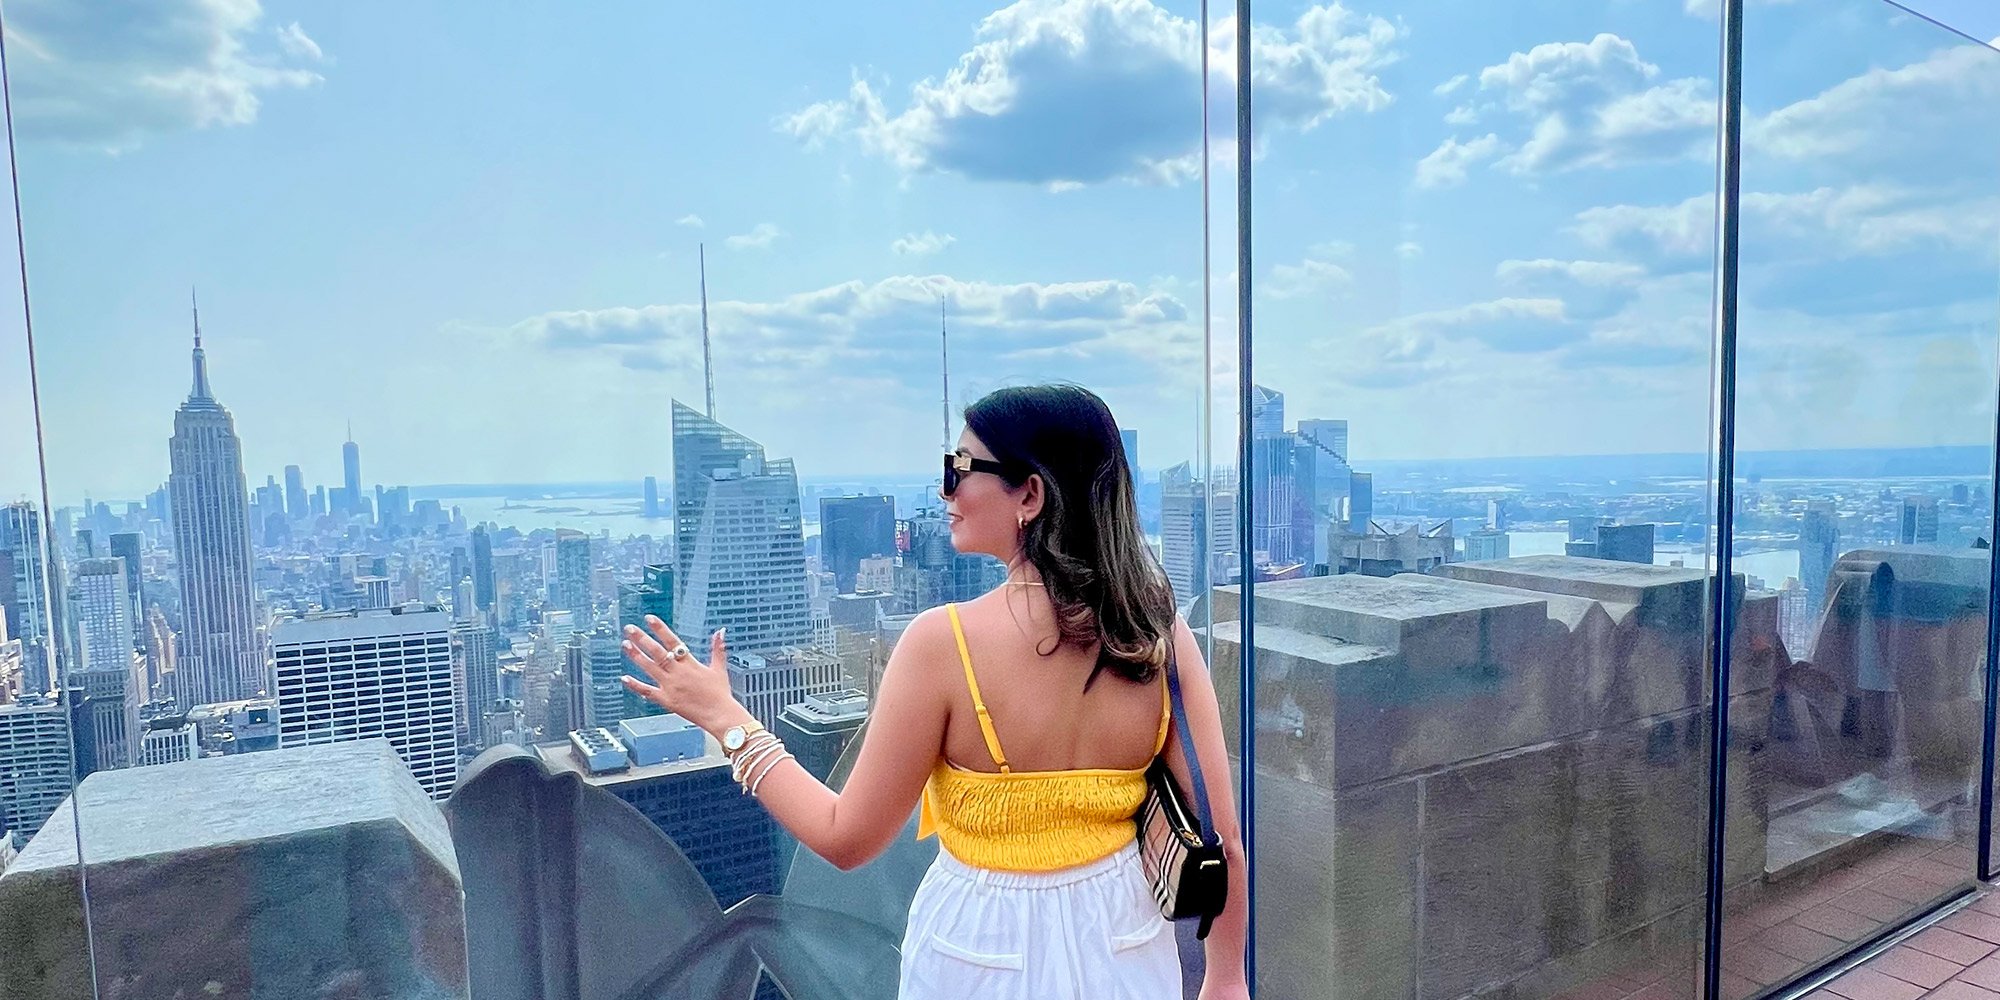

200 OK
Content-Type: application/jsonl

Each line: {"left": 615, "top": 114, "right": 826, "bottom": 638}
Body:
{"left": 187, "top": 287, "right": 214, "bottom": 401}
{"left": 699, "top": 243, "right": 715, "bottom": 419}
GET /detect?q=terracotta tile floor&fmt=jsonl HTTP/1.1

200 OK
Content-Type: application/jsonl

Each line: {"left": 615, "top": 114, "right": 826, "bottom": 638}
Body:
{"left": 1804, "top": 892, "right": 2000, "bottom": 1000}
{"left": 1554, "top": 838, "right": 1989, "bottom": 1000}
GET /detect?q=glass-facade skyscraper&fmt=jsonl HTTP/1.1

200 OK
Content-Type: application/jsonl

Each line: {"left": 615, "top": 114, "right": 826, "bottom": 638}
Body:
{"left": 671, "top": 402, "right": 810, "bottom": 653}
{"left": 818, "top": 495, "right": 896, "bottom": 594}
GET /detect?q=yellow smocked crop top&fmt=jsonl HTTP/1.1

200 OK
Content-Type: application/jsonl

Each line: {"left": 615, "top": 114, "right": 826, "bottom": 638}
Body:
{"left": 916, "top": 603, "right": 1171, "bottom": 873}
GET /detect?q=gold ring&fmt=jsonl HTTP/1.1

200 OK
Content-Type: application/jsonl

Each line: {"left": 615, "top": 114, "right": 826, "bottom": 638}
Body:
{"left": 670, "top": 645, "right": 691, "bottom": 661}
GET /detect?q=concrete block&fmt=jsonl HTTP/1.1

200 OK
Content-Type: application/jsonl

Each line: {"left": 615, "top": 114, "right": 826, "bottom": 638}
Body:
{"left": 0, "top": 740, "right": 466, "bottom": 1000}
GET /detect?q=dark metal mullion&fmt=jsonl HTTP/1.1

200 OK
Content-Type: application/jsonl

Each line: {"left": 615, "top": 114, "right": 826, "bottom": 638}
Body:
{"left": 1235, "top": 0, "right": 1257, "bottom": 993}
{"left": 1700, "top": 0, "right": 1747, "bottom": 994}
{"left": 1979, "top": 252, "right": 2000, "bottom": 882}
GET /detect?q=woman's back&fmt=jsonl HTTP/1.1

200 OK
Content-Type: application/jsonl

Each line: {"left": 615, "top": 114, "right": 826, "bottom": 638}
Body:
{"left": 937, "top": 587, "right": 1166, "bottom": 776}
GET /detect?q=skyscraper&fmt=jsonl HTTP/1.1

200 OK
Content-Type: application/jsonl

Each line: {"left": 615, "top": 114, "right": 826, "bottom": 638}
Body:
{"left": 726, "top": 647, "right": 849, "bottom": 733}
{"left": 1161, "top": 463, "right": 1209, "bottom": 605}
{"left": 1297, "top": 418, "right": 1352, "bottom": 559}
{"left": 453, "top": 618, "right": 499, "bottom": 753}
{"left": 894, "top": 510, "right": 1004, "bottom": 613}
{"left": 643, "top": 476, "right": 661, "bottom": 518}
{"left": 143, "top": 607, "right": 176, "bottom": 703}
{"left": 273, "top": 605, "right": 457, "bottom": 799}
{"left": 108, "top": 532, "right": 145, "bottom": 631}
{"left": 1596, "top": 524, "right": 1657, "bottom": 565}
{"left": 1347, "top": 472, "right": 1374, "bottom": 535}
{"left": 73, "top": 666, "right": 138, "bottom": 773}
{"left": 1120, "top": 429, "right": 1139, "bottom": 478}
{"left": 533, "top": 739, "right": 778, "bottom": 909}
{"left": 342, "top": 429, "right": 363, "bottom": 519}
{"left": 1901, "top": 496, "right": 1939, "bottom": 545}
{"left": 549, "top": 530, "right": 592, "bottom": 620}
{"left": 168, "top": 313, "right": 264, "bottom": 708}
{"left": 73, "top": 558, "right": 136, "bottom": 676}
{"left": 1248, "top": 386, "right": 1298, "bottom": 566}
{"left": 1465, "top": 530, "right": 1511, "bottom": 562}
{"left": 0, "top": 697, "right": 74, "bottom": 848}
{"left": 672, "top": 402, "right": 811, "bottom": 653}
{"left": 285, "top": 465, "right": 309, "bottom": 522}
{"left": 582, "top": 623, "right": 630, "bottom": 729}
{"left": 0, "top": 616, "right": 22, "bottom": 706}
{"left": 776, "top": 689, "right": 869, "bottom": 783}
{"left": 0, "top": 502, "right": 51, "bottom": 692}
{"left": 614, "top": 566, "right": 674, "bottom": 721}
{"left": 1799, "top": 501, "right": 1839, "bottom": 617}
{"left": 471, "top": 524, "right": 496, "bottom": 613}
{"left": 819, "top": 495, "right": 897, "bottom": 594}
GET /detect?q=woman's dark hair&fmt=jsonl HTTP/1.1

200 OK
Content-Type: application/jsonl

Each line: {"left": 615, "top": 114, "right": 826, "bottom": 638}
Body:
{"left": 964, "top": 384, "right": 1176, "bottom": 688}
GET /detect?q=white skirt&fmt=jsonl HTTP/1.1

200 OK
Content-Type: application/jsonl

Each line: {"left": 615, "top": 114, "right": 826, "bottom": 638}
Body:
{"left": 898, "top": 841, "right": 1182, "bottom": 999}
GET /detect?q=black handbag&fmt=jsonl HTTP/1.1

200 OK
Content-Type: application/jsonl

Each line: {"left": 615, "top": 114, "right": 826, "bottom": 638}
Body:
{"left": 1136, "top": 643, "right": 1229, "bottom": 939}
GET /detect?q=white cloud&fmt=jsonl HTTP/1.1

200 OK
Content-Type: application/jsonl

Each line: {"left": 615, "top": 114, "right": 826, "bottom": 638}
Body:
{"left": 1747, "top": 44, "right": 2000, "bottom": 173}
{"left": 275, "top": 23, "right": 323, "bottom": 63}
{"left": 892, "top": 231, "right": 957, "bottom": 256}
{"left": 1335, "top": 297, "right": 1576, "bottom": 387}
{"left": 1574, "top": 186, "right": 2000, "bottom": 261}
{"left": 1496, "top": 259, "right": 1646, "bottom": 287}
{"left": 5, "top": 0, "right": 325, "bottom": 150}
{"left": 1478, "top": 34, "right": 1657, "bottom": 112}
{"left": 1396, "top": 241, "right": 1423, "bottom": 259}
{"left": 1429, "top": 33, "right": 1715, "bottom": 182}
{"left": 502, "top": 273, "right": 1198, "bottom": 383}
{"left": 1414, "top": 133, "right": 1502, "bottom": 188}
{"left": 781, "top": 0, "right": 1399, "bottom": 186}
{"left": 1307, "top": 239, "right": 1356, "bottom": 259}
{"left": 1434, "top": 74, "right": 1469, "bottom": 97}
{"left": 1266, "top": 257, "right": 1353, "bottom": 299}
{"left": 677, "top": 215, "right": 706, "bottom": 229}
{"left": 1572, "top": 194, "right": 1716, "bottom": 257}
{"left": 725, "top": 223, "right": 783, "bottom": 251}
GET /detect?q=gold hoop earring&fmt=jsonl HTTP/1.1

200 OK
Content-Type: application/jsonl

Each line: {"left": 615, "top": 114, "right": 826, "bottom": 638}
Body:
{"left": 1017, "top": 513, "right": 1027, "bottom": 530}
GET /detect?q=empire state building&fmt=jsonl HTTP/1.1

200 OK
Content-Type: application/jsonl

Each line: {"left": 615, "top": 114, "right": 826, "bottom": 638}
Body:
{"left": 168, "top": 301, "right": 264, "bottom": 707}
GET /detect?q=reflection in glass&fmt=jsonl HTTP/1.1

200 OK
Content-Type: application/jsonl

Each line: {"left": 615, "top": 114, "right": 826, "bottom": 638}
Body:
{"left": 1242, "top": 1, "right": 1720, "bottom": 997}
{"left": 1719, "top": 4, "right": 2000, "bottom": 996}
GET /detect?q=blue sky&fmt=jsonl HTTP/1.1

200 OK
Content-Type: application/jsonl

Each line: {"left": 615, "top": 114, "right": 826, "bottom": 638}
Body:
{"left": 2, "top": 0, "right": 1998, "bottom": 502}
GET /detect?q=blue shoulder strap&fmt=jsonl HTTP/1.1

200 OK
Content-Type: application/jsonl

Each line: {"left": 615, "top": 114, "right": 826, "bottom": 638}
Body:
{"left": 1165, "top": 642, "right": 1219, "bottom": 847}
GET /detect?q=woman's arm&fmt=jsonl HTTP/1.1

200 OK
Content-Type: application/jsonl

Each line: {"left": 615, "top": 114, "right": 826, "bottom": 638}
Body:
{"left": 622, "top": 610, "right": 950, "bottom": 871}
{"left": 1163, "top": 617, "right": 1250, "bottom": 997}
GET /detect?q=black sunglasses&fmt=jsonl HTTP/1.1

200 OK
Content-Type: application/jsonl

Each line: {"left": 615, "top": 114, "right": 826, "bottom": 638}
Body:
{"left": 942, "top": 452, "right": 1012, "bottom": 497}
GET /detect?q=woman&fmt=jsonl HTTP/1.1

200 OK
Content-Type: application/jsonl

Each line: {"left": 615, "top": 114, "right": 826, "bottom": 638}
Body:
{"left": 621, "top": 384, "right": 1248, "bottom": 1000}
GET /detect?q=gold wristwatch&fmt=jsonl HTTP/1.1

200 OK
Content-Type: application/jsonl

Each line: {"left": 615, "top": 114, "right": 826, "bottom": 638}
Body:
{"left": 721, "top": 720, "right": 767, "bottom": 757}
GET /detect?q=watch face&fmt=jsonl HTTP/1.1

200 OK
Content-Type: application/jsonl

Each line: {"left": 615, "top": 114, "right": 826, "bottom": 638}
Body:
{"left": 724, "top": 728, "right": 745, "bottom": 752}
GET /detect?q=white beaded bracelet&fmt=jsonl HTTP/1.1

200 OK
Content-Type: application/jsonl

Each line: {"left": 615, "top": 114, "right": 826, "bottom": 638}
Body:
{"left": 731, "top": 739, "right": 783, "bottom": 785}
{"left": 748, "top": 752, "right": 795, "bottom": 798}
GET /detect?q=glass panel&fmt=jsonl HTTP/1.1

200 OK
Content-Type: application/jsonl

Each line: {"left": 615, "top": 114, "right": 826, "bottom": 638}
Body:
{"left": 0, "top": 19, "right": 95, "bottom": 995}
{"left": 1721, "top": 2, "right": 2000, "bottom": 995}
{"left": 1245, "top": 1, "right": 1720, "bottom": 997}
{"left": 9, "top": 2, "right": 1215, "bottom": 997}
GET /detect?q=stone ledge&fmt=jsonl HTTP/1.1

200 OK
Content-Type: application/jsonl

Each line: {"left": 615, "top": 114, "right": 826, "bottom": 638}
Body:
{"left": 0, "top": 740, "right": 466, "bottom": 1000}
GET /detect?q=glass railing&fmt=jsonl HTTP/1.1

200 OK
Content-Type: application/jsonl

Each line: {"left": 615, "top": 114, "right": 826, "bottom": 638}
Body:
{"left": 1718, "top": 2, "right": 2000, "bottom": 996}
{"left": 0, "top": 0, "right": 1220, "bottom": 996}
{"left": 1246, "top": 2, "right": 1720, "bottom": 997}
{"left": 4, "top": 1, "right": 2000, "bottom": 999}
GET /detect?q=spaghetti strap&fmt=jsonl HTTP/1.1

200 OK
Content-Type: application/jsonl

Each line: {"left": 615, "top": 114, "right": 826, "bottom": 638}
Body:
{"left": 1153, "top": 666, "right": 1172, "bottom": 756}
{"left": 947, "top": 603, "right": 1010, "bottom": 773}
